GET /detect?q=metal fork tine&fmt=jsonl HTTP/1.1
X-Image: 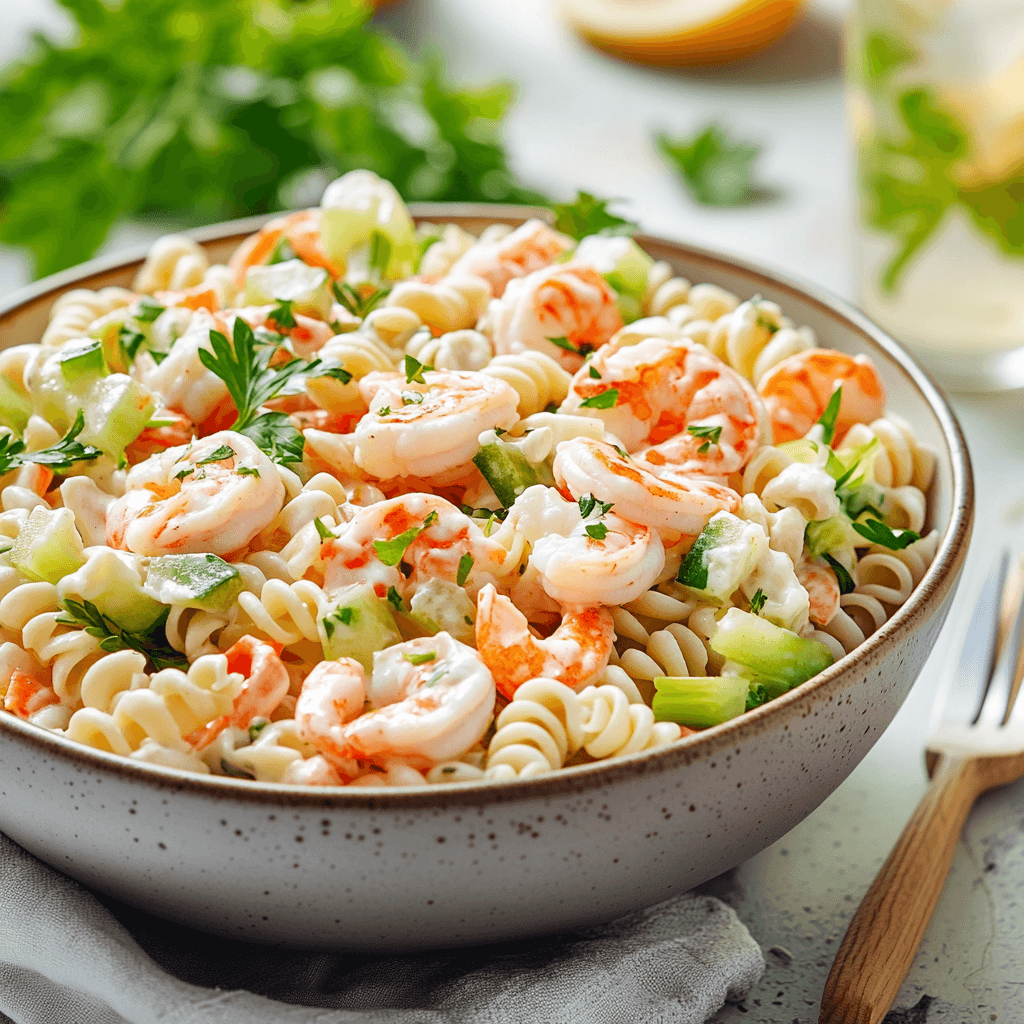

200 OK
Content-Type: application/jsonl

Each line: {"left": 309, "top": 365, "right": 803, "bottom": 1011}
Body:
{"left": 978, "top": 570, "right": 1024, "bottom": 728}
{"left": 940, "top": 551, "right": 1007, "bottom": 729}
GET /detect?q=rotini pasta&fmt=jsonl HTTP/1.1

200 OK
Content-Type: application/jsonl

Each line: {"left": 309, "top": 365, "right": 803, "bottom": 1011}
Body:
{"left": 480, "top": 350, "right": 571, "bottom": 417}
{"left": 384, "top": 275, "right": 491, "bottom": 335}
{"left": 41, "top": 286, "right": 136, "bottom": 347}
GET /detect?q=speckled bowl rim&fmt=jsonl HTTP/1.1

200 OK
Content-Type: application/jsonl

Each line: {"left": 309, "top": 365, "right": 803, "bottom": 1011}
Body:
{"left": 0, "top": 203, "right": 974, "bottom": 808}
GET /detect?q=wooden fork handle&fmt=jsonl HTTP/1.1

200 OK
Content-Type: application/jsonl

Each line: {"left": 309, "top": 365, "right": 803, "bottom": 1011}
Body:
{"left": 819, "top": 754, "right": 984, "bottom": 1024}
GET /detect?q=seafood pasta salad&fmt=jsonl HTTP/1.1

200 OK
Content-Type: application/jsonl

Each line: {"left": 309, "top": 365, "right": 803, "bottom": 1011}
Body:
{"left": 0, "top": 172, "right": 938, "bottom": 787}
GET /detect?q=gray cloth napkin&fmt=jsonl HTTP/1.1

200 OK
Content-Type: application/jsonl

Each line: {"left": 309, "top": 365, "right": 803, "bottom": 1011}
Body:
{"left": 0, "top": 832, "right": 763, "bottom": 1024}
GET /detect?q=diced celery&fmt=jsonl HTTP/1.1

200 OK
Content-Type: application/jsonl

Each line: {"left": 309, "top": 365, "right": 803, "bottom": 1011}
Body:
{"left": 59, "top": 340, "right": 107, "bottom": 385}
{"left": 0, "top": 377, "right": 31, "bottom": 433}
{"left": 319, "top": 582, "right": 402, "bottom": 672}
{"left": 805, "top": 515, "right": 858, "bottom": 558}
{"left": 652, "top": 675, "right": 749, "bottom": 728}
{"left": 472, "top": 443, "right": 539, "bottom": 508}
{"left": 244, "top": 260, "right": 332, "bottom": 319}
{"left": 409, "top": 580, "right": 476, "bottom": 645}
{"left": 710, "top": 608, "right": 834, "bottom": 697}
{"left": 144, "top": 554, "right": 243, "bottom": 612}
{"left": 58, "top": 549, "right": 165, "bottom": 633}
{"left": 676, "top": 512, "right": 766, "bottom": 603}
{"left": 320, "top": 171, "right": 417, "bottom": 280}
{"left": 80, "top": 375, "right": 156, "bottom": 460}
{"left": 10, "top": 507, "right": 86, "bottom": 584}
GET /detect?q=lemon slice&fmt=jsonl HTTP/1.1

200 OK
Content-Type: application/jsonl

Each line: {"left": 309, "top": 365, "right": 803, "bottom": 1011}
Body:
{"left": 560, "top": 0, "right": 804, "bottom": 66}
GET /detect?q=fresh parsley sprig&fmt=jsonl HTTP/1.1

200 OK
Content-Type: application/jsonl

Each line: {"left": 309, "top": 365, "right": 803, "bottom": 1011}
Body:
{"left": 852, "top": 519, "right": 921, "bottom": 550}
{"left": 57, "top": 599, "right": 186, "bottom": 671}
{"left": 656, "top": 124, "right": 763, "bottom": 207}
{"left": 816, "top": 388, "right": 843, "bottom": 446}
{"left": 687, "top": 424, "right": 723, "bottom": 454}
{"left": 578, "top": 494, "right": 614, "bottom": 519}
{"left": 331, "top": 281, "right": 391, "bottom": 318}
{"left": 550, "top": 192, "right": 638, "bottom": 240}
{"left": 0, "top": 411, "right": 102, "bottom": 477}
{"left": 579, "top": 389, "right": 619, "bottom": 410}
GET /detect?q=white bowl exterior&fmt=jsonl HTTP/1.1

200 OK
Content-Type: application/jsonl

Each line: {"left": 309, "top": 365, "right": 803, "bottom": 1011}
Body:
{"left": 0, "top": 212, "right": 970, "bottom": 950}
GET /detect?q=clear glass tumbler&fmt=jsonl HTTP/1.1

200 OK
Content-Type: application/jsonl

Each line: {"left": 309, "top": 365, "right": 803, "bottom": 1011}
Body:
{"left": 846, "top": 0, "right": 1024, "bottom": 392}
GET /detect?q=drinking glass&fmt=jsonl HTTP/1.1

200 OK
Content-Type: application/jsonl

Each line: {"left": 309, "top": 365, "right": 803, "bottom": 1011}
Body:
{"left": 847, "top": 0, "right": 1024, "bottom": 391}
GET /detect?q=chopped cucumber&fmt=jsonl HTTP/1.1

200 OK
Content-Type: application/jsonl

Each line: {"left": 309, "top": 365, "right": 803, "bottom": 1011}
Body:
{"left": 59, "top": 549, "right": 165, "bottom": 633}
{"left": 79, "top": 375, "right": 156, "bottom": 460}
{"left": 0, "top": 377, "right": 31, "bottom": 433}
{"left": 319, "top": 582, "right": 402, "bottom": 672}
{"left": 652, "top": 675, "right": 750, "bottom": 728}
{"left": 10, "top": 506, "right": 86, "bottom": 584}
{"left": 244, "top": 260, "right": 332, "bottom": 319}
{"left": 676, "top": 512, "right": 767, "bottom": 603}
{"left": 320, "top": 170, "right": 417, "bottom": 280}
{"left": 472, "top": 443, "right": 539, "bottom": 508}
{"left": 710, "top": 608, "right": 834, "bottom": 698}
{"left": 805, "top": 515, "right": 858, "bottom": 558}
{"left": 409, "top": 580, "right": 476, "bottom": 645}
{"left": 574, "top": 235, "right": 654, "bottom": 305}
{"left": 59, "top": 340, "right": 107, "bottom": 385}
{"left": 88, "top": 308, "right": 137, "bottom": 373}
{"left": 144, "top": 554, "right": 243, "bottom": 612}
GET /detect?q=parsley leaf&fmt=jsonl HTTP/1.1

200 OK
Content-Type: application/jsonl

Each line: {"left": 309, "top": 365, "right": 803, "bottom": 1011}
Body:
{"left": 196, "top": 444, "right": 235, "bottom": 466}
{"left": 316, "top": 365, "right": 353, "bottom": 385}
{"left": 550, "top": 192, "right": 638, "bottom": 240}
{"left": 402, "top": 650, "right": 436, "bottom": 665}
{"left": 656, "top": 125, "right": 762, "bottom": 207}
{"left": 239, "top": 412, "right": 304, "bottom": 465}
{"left": 236, "top": 466, "right": 260, "bottom": 477}
{"left": 823, "top": 553, "right": 856, "bottom": 595}
{"left": 56, "top": 599, "right": 186, "bottom": 672}
{"left": 374, "top": 527, "right": 423, "bottom": 567}
{"left": 578, "top": 493, "right": 613, "bottom": 519}
{"left": 386, "top": 586, "right": 406, "bottom": 613}
{"left": 1, "top": 410, "right": 103, "bottom": 474}
{"left": 749, "top": 589, "right": 767, "bottom": 616}
{"left": 816, "top": 387, "right": 843, "bottom": 446}
{"left": 331, "top": 281, "right": 391, "bottom": 318}
{"left": 135, "top": 299, "right": 166, "bottom": 324}
{"left": 404, "top": 354, "right": 431, "bottom": 384}
{"left": 688, "top": 424, "right": 722, "bottom": 446}
{"left": 579, "top": 389, "right": 619, "bottom": 409}
{"left": 588, "top": 365, "right": 601, "bottom": 379}
{"left": 457, "top": 553, "right": 473, "bottom": 587}
{"left": 313, "top": 517, "right": 333, "bottom": 541}
{"left": 247, "top": 721, "right": 269, "bottom": 743}
{"left": 269, "top": 298, "right": 297, "bottom": 330}
{"left": 585, "top": 522, "right": 608, "bottom": 541}
{"left": 852, "top": 519, "right": 921, "bottom": 550}
{"left": 746, "top": 683, "right": 769, "bottom": 710}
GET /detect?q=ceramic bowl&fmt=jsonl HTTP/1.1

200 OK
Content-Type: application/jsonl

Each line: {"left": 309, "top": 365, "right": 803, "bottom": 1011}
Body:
{"left": 0, "top": 206, "right": 973, "bottom": 951}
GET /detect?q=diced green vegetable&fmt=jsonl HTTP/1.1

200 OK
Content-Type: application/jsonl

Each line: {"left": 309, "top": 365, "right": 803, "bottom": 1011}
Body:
{"left": 574, "top": 235, "right": 654, "bottom": 323}
{"left": 710, "top": 608, "right": 834, "bottom": 698}
{"left": 805, "top": 515, "right": 859, "bottom": 559}
{"left": 79, "top": 374, "right": 156, "bottom": 460}
{"left": 59, "top": 340, "right": 107, "bottom": 385}
{"left": 244, "top": 260, "right": 332, "bottom": 319}
{"left": 0, "top": 377, "right": 32, "bottom": 433}
{"left": 144, "top": 554, "right": 244, "bottom": 612}
{"left": 652, "top": 675, "right": 750, "bottom": 728}
{"left": 10, "top": 506, "right": 86, "bottom": 584}
{"left": 319, "top": 583, "right": 402, "bottom": 672}
{"left": 408, "top": 579, "right": 476, "bottom": 643}
{"left": 58, "top": 548, "right": 165, "bottom": 634}
{"left": 472, "top": 443, "right": 539, "bottom": 508}
{"left": 676, "top": 512, "right": 766, "bottom": 603}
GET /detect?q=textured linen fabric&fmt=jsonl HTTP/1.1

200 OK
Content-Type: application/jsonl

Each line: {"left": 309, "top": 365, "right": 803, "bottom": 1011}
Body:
{"left": 0, "top": 832, "right": 763, "bottom": 1024}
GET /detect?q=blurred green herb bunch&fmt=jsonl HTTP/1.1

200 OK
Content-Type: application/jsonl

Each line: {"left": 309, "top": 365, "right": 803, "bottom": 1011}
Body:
{"left": 0, "top": 0, "right": 543, "bottom": 278}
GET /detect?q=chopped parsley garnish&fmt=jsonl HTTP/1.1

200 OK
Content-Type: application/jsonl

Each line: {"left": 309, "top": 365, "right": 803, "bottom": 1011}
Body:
{"left": 464, "top": 615, "right": 474, "bottom": 625}
{"left": 550, "top": 191, "right": 638, "bottom": 240}
{"left": 578, "top": 493, "right": 614, "bottom": 519}
{"left": 402, "top": 650, "right": 436, "bottom": 665}
{"left": 585, "top": 522, "right": 608, "bottom": 541}
{"left": 319, "top": 365, "right": 353, "bottom": 385}
{"left": 239, "top": 411, "right": 304, "bottom": 465}
{"left": 57, "top": 599, "right": 186, "bottom": 671}
{"left": 402, "top": 391, "right": 424, "bottom": 405}
{"left": 378, "top": 406, "right": 392, "bottom": 417}
{"left": 687, "top": 424, "right": 723, "bottom": 450}
{"left": 313, "top": 517, "right": 334, "bottom": 541}
{"left": 386, "top": 586, "right": 406, "bottom": 613}
{"left": 174, "top": 467, "right": 194, "bottom": 481}
{"left": 749, "top": 589, "right": 767, "bottom": 616}
{"left": 269, "top": 237, "right": 297, "bottom": 264}
{"left": 579, "top": 388, "right": 619, "bottom": 409}
{"left": 247, "top": 721, "right": 268, "bottom": 743}
{"left": 0, "top": 410, "right": 103, "bottom": 476}
{"left": 331, "top": 281, "right": 390, "bottom": 318}
{"left": 546, "top": 334, "right": 594, "bottom": 357}
{"left": 375, "top": 528, "right": 421, "bottom": 567}
{"left": 816, "top": 387, "right": 843, "bottom": 446}
{"left": 457, "top": 553, "right": 474, "bottom": 586}
{"left": 746, "top": 683, "right": 769, "bottom": 710}
{"left": 404, "top": 354, "right": 431, "bottom": 384}
{"left": 588, "top": 365, "right": 601, "bottom": 379}
{"left": 823, "top": 553, "right": 856, "bottom": 594}
{"left": 135, "top": 298, "right": 166, "bottom": 323}
{"left": 269, "top": 298, "right": 297, "bottom": 330}
{"left": 196, "top": 444, "right": 235, "bottom": 466}
{"left": 851, "top": 519, "right": 920, "bottom": 550}
{"left": 236, "top": 466, "right": 260, "bottom": 477}
{"left": 118, "top": 325, "right": 148, "bottom": 363}
{"left": 424, "top": 667, "right": 446, "bottom": 687}
{"left": 322, "top": 605, "right": 356, "bottom": 640}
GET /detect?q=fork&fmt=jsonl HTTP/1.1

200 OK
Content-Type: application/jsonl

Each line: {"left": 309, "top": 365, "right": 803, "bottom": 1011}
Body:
{"left": 819, "top": 551, "right": 1024, "bottom": 1024}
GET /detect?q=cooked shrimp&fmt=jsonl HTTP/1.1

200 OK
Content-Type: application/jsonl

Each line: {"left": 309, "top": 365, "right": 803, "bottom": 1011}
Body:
{"left": 4, "top": 669, "right": 59, "bottom": 719}
{"left": 125, "top": 409, "right": 197, "bottom": 462}
{"left": 476, "top": 584, "right": 614, "bottom": 699}
{"left": 553, "top": 438, "right": 740, "bottom": 544}
{"left": 297, "top": 633, "right": 495, "bottom": 771}
{"left": 561, "top": 335, "right": 769, "bottom": 476}
{"left": 228, "top": 209, "right": 343, "bottom": 286}
{"left": 106, "top": 431, "right": 285, "bottom": 556}
{"left": 757, "top": 349, "right": 886, "bottom": 444}
{"left": 445, "top": 219, "right": 572, "bottom": 297}
{"left": 797, "top": 558, "right": 841, "bottom": 627}
{"left": 490, "top": 262, "right": 623, "bottom": 370}
{"left": 231, "top": 305, "right": 336, "bottom": 360}
{"left": 350, "top": 369, "right": 519, "bottom": 479}
{"left": 188, "top": 636, "right": 290, "bottom": 749}
{"left": 322, "top": 493, "right": 512, "bottom": 600}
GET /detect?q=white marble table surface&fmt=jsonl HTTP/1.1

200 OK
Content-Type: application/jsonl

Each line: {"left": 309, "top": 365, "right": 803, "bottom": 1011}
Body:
{"left": 2, "top": 1, "right": 1022, "bottom": 1021}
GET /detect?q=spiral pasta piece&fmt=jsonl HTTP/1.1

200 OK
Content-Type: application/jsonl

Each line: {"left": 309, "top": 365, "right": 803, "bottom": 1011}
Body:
{"left": 838, "top": 415, "right": 937, "bottom": 491}
{"left": 235, "top": 579, "right": 326, "bottom": 649}
{"left": 418, "top": 224, "right": 478, "bottom": 281}
{"left": 405, "top": 328, "right": 493, "bottom": 372}
{"left": 578, "top": 684, "right": 681, "bottom": 759}
{"left": 133, "top": 234, "right": 209, "bottom": 294}
{"left": 42, "top": 287, "right": 136, "bottom": 347}
{"left": 643, "top": 262, "right": 691, "bottom": 318}
{"left": 384, "top": 275, "right": 491, "bottom": 335}
{"left": 360, "top": 307, "right": 424, "bottom": 351}
{"left": 481, "top": 351, "right": 571, "bottom": 417}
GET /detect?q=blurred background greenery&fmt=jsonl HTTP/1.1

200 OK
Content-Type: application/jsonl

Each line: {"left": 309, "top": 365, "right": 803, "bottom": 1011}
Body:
{"left": 0, "top": 0, "right": 544, "bottom": 279}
